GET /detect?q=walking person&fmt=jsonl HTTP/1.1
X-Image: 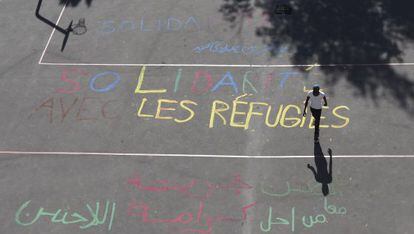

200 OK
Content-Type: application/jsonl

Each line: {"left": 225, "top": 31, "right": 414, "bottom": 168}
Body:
{"left": 303, "top": 84, "right": 328, "bottom": 142}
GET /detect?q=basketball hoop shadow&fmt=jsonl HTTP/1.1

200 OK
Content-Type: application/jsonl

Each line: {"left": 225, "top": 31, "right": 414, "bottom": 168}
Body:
{"left": 35, "top": 0, "right": 87, "bottom": 51}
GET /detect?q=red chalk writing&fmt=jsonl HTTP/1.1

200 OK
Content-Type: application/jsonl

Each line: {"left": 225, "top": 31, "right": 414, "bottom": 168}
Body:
{"left": 126, "top": 174, "right": 256, "bottom": 233}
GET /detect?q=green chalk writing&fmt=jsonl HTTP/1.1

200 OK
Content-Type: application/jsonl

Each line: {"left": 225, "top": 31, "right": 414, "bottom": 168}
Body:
{"left": 260, "top": 181, "right": 343, "bottom": 197}
{"left": 15, "top": 200, "right": 116, "bottom": 231}
{"left": 259, "top": 198, "right": 347, "bottom": 232}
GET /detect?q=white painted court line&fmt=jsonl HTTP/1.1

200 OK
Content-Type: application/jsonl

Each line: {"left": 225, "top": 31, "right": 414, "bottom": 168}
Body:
{"left": 38, "top": 62, "right": 414, "bottom": 68}
{"left": 0, "top": 150, "right": 413, "bottom": 158}
{"left": 38, "top": 3, "right": 68, "bottom": 64}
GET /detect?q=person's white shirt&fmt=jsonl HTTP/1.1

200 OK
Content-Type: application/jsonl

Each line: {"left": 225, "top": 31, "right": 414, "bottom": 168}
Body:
{"left": 307, "top": 91, "right": 326, "bottom": 109}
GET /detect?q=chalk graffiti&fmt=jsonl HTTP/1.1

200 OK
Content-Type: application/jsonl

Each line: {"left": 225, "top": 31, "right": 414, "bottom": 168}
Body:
{"left": 193, "top": 41, "right": 288, "bottom": 57}
{"left": 260, "top": 206, "right": 296, "bottom": 232}
{"left": 260, "top": 198, "right": 347, "bottom": 232}
{"left": 29, "top": 96, "right": 120, "bottom": 123}
{"left": 136, "top": 98, "right": 198, "bottom": 123}
{"left": 324, "top": 198, "right": 347, "bottom": 215}
{"left": 127, "top": 174, "right": 256, "bottom": 234}
{"left": 98, "top": 16, "right": 201, "bottom": 34}
{"left": 15, "top": 200, "right": 116, "bottom": 231}
{"left": 135, "top": 66, "right": 302, "bottom": 95}
{"left": 30, "top": 67, "right": 351, "bottom": 131}
{"left": 127, "top": 174, "right": 253, "bottom": 201}
{"left": 55, "top": 67, "right": 311, "bottom": 96}
{"left": 127, "top": 200, "right": 256, "bottom": 234}
{"left": 208, "top": 95, "right": 350, "bottom": 130}
{"left": 134, "top": 95, "right": 350, "bottom": 129}
{"left": 56, "top": 68, "right": 122, "bottom": 94}
{"left": 89, "top": 71, "right": 122, "bottom": 93}
{"left": 260, "top": 181, "right": 343, "bottom": 197}
{"left": 14, "top": 174, "right": 350, "bottom": 233}
{"left": 55, "top": 68, "right": 85, "bottom": 94}
{"left": 97, "top": 12, "right": 274, "bottom": 36}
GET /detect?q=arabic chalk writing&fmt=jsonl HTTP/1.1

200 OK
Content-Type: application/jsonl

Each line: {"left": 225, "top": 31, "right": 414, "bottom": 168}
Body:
{"left": 259, "top": 198, "right": 347, "bottom": 232}
{"left": 127, "top": 174, "right": 256, "bottom": 234}
{"left": 260, "top": 206, "right": 296, "bottom": 232}
{"left": 260, "top": 206, "right": 327, "bottom": 232}
{"left": 14, "top": 174, "right": 349, "bottom": 233}
{"left": 15, "top": 200, "right": 116, "bottom": 231}
{"left": 127, "top": 200, "right": 256, "bottom": 234}
{"left": 324, "top": 197, "right": 347, "bottom": 215}
{"left": 260, "top": 181, "right": 343, "bottom": 197}
{"left": 193, "top": 41, "right": 287, "bottom": 57}
{"left": 301, "top": 214, "right": 327, "bottom": 229}
{"left": 127, "top": 174, "right": 253, "bottom": 201}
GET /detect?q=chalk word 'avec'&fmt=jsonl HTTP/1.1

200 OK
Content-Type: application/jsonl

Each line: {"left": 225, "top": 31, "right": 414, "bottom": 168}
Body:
{"left": 29, "top": 96, "right": 120, "bottom": 123}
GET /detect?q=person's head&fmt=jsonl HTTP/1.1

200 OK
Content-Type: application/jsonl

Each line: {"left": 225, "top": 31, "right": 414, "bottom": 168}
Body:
{"left": 313, "top": 84, "right": 320, "bottom": 95}
{"left": 322, "top": 183, "right": 329, "bottom": 196}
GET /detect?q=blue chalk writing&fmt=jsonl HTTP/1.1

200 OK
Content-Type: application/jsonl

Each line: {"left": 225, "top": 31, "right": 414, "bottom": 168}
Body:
{"left": 193, "top": 41, "right": 288, "bottom": 57}
{"left": 98, "top": 16, "right": 201, "bottom": 34}
{"left": 101, "top": 20, "right": 116, "bottom": 34}
{"left": 211, "top": 71, "right": 239, "bottom": 94}
{"left": 120, "top": 20, "right": 135, "bottom": 32}
{"left": 279, "top": 72, "right": 300, "bottom": 88}
{"left": 89, "top": 71, "right": 122, "bottom": 93}
{"left": 167, "top": 17, "right": 182, "bottom": 31}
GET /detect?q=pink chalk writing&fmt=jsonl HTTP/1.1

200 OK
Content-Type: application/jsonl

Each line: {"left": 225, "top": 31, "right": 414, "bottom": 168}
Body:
{"left": 126, "top": 174, "right": 256, "bottom": 233}
{"left": 127, "top": 174, "right": 253, "bottom": 201}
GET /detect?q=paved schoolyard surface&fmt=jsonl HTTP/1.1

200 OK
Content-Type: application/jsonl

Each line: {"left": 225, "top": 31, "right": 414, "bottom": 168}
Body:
{"left": 0, "top": 0, "right": 413, "bottom": 233}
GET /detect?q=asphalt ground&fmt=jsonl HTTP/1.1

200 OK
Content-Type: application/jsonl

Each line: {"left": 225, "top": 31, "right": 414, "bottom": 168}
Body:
{"left": 0, "top": 0, "right": 413, "bottom": 233}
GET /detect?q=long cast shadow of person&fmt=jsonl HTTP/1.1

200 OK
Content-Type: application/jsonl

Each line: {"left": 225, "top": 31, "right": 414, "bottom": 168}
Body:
{"left": 307, "top": 143, "right": 333, "bottom": 196}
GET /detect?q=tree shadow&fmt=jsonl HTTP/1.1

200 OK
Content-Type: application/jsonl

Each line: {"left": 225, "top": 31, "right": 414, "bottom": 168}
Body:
{"left": 219, "top": 0, "right": 414, "bottom": 114}
{"left": 307, "top": 142, "right": 332, "bottom": 196}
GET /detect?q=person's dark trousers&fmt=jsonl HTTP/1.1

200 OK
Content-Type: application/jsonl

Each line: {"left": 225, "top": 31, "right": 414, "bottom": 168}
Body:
{"left": 310, "top": 107, "right": 322, "bottom": 140}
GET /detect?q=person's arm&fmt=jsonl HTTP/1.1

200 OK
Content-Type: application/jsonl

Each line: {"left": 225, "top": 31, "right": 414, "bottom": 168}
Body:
{"left": 303, "top": 96, "right": 310, "bottom": 116}
{"left": 323, "top": 96, "right": 328, "bottom": 106}
{"left": 307, "top": 164, "right": 317, "bottom": 179}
